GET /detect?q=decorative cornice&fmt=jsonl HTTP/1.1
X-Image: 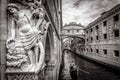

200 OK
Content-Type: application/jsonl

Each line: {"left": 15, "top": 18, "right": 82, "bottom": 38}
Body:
{"left": 63, "top": 22, "right": 84, "bottom": 28}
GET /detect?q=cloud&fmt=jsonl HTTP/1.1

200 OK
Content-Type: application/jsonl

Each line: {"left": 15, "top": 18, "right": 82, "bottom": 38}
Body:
{"left": 62, "top": 0, "right": 120, "bottom": 26}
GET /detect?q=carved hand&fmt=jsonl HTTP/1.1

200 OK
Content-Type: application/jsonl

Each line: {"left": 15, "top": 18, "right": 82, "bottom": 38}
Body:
{"left": 6, "top": 38, "right": 15, "bottom": 44}
{"left": 44, "top": 22, "right": 51, "bottom": 30}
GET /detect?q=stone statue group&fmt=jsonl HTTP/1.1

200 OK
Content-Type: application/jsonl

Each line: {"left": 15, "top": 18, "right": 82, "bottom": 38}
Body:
{"left": 6, "top": 0, "right": 50, "bottom": 73}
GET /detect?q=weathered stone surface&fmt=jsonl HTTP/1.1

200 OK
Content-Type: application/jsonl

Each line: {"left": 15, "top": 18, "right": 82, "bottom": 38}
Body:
{"left": 6, "top": 69, "right": 45, "bottom": 80}
{"left": 0, "top": 40, "right": 6, "bottom": 64}
{"left": 0, "top": 65, "right": 6, "bottom": 80}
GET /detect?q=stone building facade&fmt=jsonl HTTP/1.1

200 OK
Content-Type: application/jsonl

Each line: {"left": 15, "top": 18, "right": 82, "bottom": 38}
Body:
{"left": 83, "top": 4, "right": 120, "bottom": 69}
{"left": 0, "top": 0, "right": 62, "bottom": 80}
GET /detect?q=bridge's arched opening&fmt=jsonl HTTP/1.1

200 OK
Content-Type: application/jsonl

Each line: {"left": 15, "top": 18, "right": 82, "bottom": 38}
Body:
{"left": 62, "top": 36, "right": 85, "bottom": 53}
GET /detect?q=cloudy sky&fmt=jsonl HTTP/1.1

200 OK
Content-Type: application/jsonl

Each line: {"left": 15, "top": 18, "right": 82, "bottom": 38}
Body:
{"left": 62, "top": 0, "right": 120, "bottom": 26}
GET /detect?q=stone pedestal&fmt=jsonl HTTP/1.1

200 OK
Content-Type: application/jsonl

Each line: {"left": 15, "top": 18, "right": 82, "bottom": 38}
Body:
{"left": 6, "top": 69, "right": 45, "bottom": 80}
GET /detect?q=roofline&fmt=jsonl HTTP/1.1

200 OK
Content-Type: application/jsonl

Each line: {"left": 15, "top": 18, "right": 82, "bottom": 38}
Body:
{"left": 63, "top": 22, "right": 84, "bottom": 28}
{"left": 85, "top": 3, "right": 120, "bottom": 30}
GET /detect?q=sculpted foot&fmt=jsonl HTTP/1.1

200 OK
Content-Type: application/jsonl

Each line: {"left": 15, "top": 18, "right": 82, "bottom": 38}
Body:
{"left": 35, "top": 63, "right": 46, "bottom": 73}
{"left": 25, "top": 64, "right": 33, "bottom": 72}
{"left": 30, "top": 64, "right": 37, "bottom": 72}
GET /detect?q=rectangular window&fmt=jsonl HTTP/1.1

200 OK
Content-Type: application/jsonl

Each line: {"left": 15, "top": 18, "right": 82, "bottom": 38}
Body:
{"left": 114, "top": 14, "right": 119, "bottom": 22}
{"left": 67, "top": 30, "right": 70, "bottom": 32}
{"left": 103, "top": 21, "right": 107, "bottom": 26}
{"left": 87, "top": 48, "right": 88, "bottom": 51}
{"left": 96, "top": 36, "right": 99, "bottom": 40}
{"left": 96, "top": 49, "right": 99, "bottom": 53}
{"left": 103, "top": 33, "right": 107, "bottom": 39}
{"left": 81, "top": 48, "right": 83, "bottom": 51}
{"left": 91, "top": 28, "right": 93, "bottom": 32}
{"left": 103, "top": 49, "right": 107, "bottom": 55}
{"left": 86, "top": 31, "right": 88, "bottom": 34}
{"left": 114, "top": 50, "right": 119, "bottom": 57}
{"left": 114, "top": 29, "right": 119, "bottom": 37}
{"left": 91, "top": 37, "right": 93, "bottom": 42}
{"left": 91, "top": 49, "right": 93, "bottom": 52}
{"left": 96, "top": 25, "right": 99, "bottom": 30}
{"left": 87, "top": 38, "right": 88, "bottom": 42}
{"left": 77, "top": 30, "right": 79, "bottom": 32}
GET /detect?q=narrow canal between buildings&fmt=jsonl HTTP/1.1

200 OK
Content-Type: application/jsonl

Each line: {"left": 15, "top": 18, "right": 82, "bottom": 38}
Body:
{"left": 59, "top": 50, "right": 120, "bottom": 80}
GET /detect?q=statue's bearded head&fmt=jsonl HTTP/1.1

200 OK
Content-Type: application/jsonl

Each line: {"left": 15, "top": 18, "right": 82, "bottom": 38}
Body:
{"left": 7, "top": 3, "right": 20, "bottom": 13}
{"left": 32, "top": 7, "right": 45, "bottom": 19}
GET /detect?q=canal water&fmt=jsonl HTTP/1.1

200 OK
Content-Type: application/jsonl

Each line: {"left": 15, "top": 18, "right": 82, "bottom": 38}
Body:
{"left": 59, "top": 50, "right": 120, "bottom": 80}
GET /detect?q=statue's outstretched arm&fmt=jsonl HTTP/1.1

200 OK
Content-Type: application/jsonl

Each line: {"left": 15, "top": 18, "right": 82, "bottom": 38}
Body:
{"left": 6, "top": 19, "right": 16, "bottom": 47}
{"left": 35, "top": 41, "right": 45, "bottom": 73}
{"left": 25, "top": 14, "right": 31, "bottom": 25}
{"left": 10, "top": 20, "right": 16, "bottom": 39}
{"left": 39, "top": 41, "right": 45, "bottom": 59}
{"left": 36, "top": 18, "right": 44, "bottom": 29}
